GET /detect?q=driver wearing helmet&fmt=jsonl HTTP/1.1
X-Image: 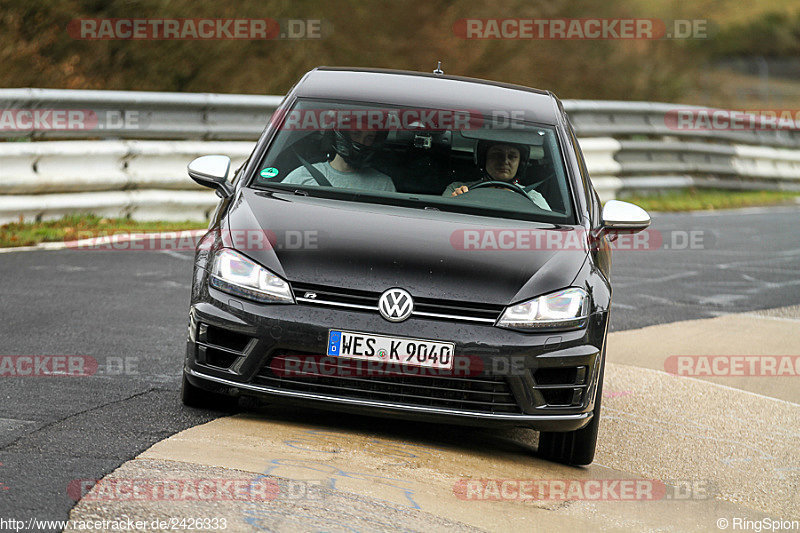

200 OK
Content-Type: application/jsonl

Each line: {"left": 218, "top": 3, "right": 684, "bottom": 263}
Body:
{"left": 282, "top": 129, "right": 396, "bottom": 191}
{"left": 443, "top": 140, "right": 550, "bottom": 210}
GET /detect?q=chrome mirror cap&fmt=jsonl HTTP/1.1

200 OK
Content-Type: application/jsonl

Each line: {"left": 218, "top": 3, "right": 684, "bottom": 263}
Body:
{"left": 601, "top": 200, "right": 651, "bottom": 232}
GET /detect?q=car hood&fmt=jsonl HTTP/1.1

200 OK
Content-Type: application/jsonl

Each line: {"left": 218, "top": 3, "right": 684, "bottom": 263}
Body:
{"left": 225, "top": 188, "right": 588, "bottom": 305}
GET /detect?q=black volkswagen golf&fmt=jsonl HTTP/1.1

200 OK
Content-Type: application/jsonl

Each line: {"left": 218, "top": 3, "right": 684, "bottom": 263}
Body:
{"left": 181, "top": 67, "right": 650, "bottom": 465}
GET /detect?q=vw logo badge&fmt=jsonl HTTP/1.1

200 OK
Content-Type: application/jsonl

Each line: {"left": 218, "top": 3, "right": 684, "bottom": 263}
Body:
{"left": 378, "top": 288, "right": 414, "bottom": 322}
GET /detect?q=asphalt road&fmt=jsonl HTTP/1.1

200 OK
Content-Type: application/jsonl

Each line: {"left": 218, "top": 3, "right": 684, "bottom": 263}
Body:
{"left": 608, "top": 205, "right": 800, "bottom": 330}
{"left": 0, "top": 205, "right": 798, "bottom": 527}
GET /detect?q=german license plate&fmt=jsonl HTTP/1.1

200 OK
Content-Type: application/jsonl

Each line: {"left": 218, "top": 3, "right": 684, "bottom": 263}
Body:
{"left": 327, "top": 330, "right": 454, "bottom": 370}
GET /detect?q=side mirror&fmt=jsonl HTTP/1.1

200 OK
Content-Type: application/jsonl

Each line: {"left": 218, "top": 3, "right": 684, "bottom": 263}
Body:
{"left": 601, "top": 200, "right": 651, "bottom": 233}
{"left": 188, "top": 155, "right": 234, "bottom": 197}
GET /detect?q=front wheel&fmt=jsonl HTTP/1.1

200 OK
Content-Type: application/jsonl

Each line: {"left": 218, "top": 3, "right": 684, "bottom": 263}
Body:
{"left": 537, "top": 353, "right": 605, "bottom": 466}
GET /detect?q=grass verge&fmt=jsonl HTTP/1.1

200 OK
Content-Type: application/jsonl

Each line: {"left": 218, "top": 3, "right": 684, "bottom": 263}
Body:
{"left": 0, "top": 214, "right": 207, "bottom": 248}
{"left": 620, "top": 188, "right": 800, "bottom": 212}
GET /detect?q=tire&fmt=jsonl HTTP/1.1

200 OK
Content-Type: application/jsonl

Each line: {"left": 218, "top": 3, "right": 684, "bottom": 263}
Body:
{"left": 181, "top": 373, "right": 239, "bottom": 411}
{"left": 537, "top": 353, "right": 605, "bottom": 466}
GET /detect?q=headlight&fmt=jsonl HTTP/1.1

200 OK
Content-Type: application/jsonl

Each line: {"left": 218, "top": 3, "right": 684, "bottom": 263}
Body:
{"left": 210, "top": 249, "right": 294, "bottom": 304}
{"left": 496, "top": 288, "right": 588, "bottom": 331}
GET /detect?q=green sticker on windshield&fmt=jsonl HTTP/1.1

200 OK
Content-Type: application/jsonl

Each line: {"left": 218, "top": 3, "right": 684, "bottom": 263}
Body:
{"left": 260, "top": 167, "right": 279, "bottom": 178}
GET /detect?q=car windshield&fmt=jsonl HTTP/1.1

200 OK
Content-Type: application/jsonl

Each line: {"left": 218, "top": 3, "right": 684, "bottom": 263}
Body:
{"left": 250, "top": 98, "right": 575, "bottom": 223}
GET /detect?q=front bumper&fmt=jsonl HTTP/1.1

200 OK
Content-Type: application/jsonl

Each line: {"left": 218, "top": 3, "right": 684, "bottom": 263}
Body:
{"left": 184, "top": 368, "right": 593, "bottom": 431}
{"left": 184, "top": 283, "right": 608, "bottom": 431}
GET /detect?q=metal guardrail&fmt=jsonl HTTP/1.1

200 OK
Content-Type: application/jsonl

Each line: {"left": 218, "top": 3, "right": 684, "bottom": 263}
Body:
{"left": 0, "top": 88, "right": 282, "bottom": 140}
{"left": 1, "top": 88, "right": 799, "bottom": 222}
{"left": 2, "top": 88, "right": 800, "bottom": 147}
{"left": 563, "top": 100, "right": 800, "bottom": 149}
{"left": 0, "top": 140, "right": 254, "bottom": 223}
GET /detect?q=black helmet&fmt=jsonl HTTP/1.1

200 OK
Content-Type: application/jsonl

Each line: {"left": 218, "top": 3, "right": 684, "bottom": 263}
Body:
{"left": 474, "top": 140, "right": 530, "bottom": 177}
{"left": 331, "top": 129, "right": 388, "bottom": 169}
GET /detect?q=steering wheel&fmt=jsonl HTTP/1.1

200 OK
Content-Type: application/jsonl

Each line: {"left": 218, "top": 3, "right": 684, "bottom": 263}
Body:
{"left": 467, "top": 180, "right": 536, "bottom": 204}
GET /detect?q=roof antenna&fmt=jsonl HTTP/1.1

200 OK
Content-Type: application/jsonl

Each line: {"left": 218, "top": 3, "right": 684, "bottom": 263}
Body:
{"left": 433, "top": 61, "right": 444, "bottom": 76}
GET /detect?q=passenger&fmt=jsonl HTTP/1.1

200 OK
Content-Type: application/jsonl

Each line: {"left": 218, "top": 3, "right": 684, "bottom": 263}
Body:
{"left": 444, "top": 140, "right": 550, "bottom": 210}
{"left": 282, "top": 129, "right": 395, "bottom": 191}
